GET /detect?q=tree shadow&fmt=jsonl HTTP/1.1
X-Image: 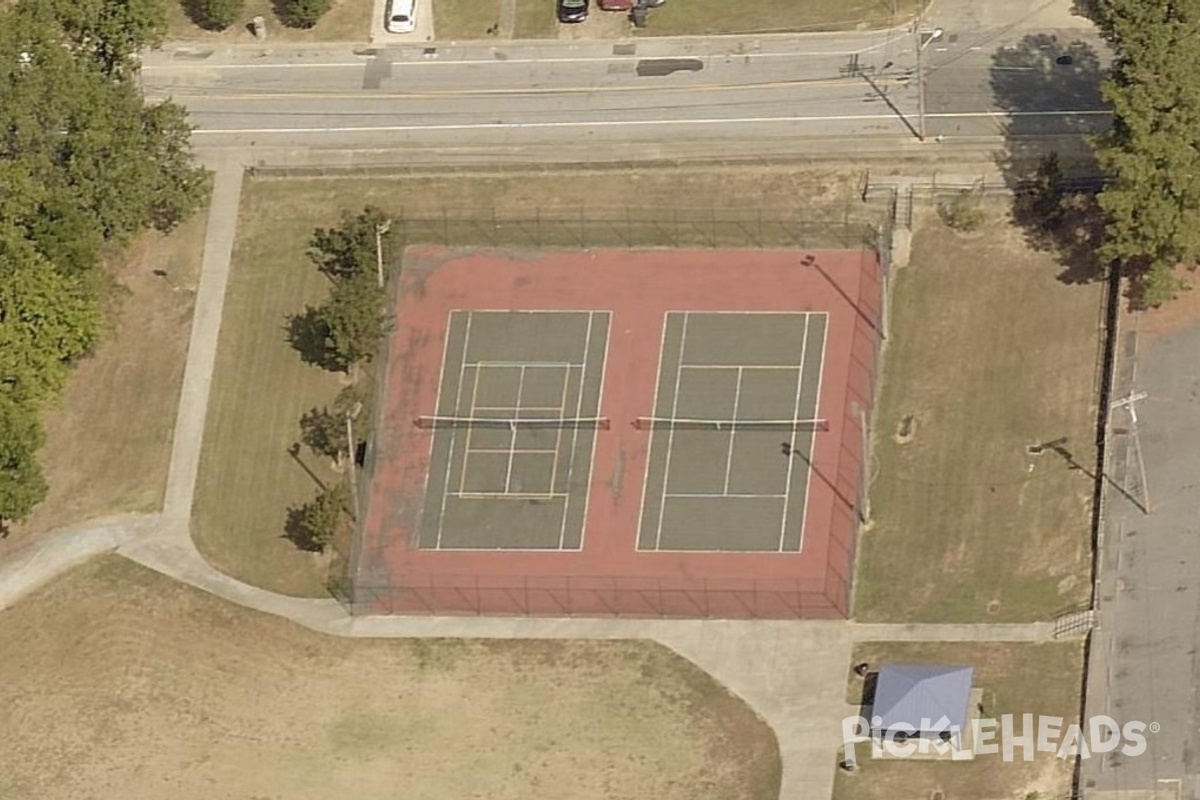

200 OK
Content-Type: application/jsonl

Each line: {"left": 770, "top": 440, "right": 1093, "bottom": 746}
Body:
{"left": 285, "top": 306, "right": 342, "bottom": 371}
{"left": 283, "top": 503, "right": 325, "bottom": 552}
{"left": 990, "top": 33, "right": 1110, "bottom": 284}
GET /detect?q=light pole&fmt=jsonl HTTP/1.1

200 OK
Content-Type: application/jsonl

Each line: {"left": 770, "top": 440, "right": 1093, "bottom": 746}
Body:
{"left": 345, "top": 401, "right": 363, "bottom": 520}
{"left": 914, "top": 23, "right": 944, "bottom": 142}
{"left": 374, "top": 220, "right": 392, "bottom": 288}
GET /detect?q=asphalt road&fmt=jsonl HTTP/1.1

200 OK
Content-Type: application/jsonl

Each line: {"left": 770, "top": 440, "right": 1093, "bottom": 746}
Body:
{"left": 140, "top": 22, "right": 1111, "bottom": 163}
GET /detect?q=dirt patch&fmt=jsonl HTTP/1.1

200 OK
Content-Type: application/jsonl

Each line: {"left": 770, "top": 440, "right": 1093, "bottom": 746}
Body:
{"left": 856, "top": 200, "right": 1102, "bottom": 622}
{"left": 1, "top": 209, "right": 207, "bottom": 554}
{"left": 0, "top": 556, "right": 781, "bottom": 800}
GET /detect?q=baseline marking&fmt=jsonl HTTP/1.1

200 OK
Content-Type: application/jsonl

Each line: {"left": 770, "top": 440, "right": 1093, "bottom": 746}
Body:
{"left": 577, "top": 311, "right": 612, "bottom": 552}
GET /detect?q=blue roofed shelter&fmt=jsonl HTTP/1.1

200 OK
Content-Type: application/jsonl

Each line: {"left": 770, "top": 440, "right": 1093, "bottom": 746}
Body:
{"left": 871, "top": 663, "right": 975, "bottom": 749}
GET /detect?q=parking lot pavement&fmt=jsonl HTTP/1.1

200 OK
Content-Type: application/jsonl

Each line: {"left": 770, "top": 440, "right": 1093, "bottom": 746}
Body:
{"left": 1085, "top": 317, "right": 1200, "bottom": 799}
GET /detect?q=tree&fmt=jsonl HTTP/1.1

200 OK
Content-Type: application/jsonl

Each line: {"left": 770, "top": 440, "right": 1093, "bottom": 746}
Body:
{"left": 299, "top": 385, "right": 371, "bottom": 463}
{"left": 0, "top": 395, "right": 48, "bottom": 528}
{"left": 37, "top": 0, "right": 166, "bottom": 77}
{"left": 193, "top": 0, "right": 243, "bottom": 31}
{"left": 284, "top": 483, "right": 349, "bottom": 552}
{"left": 279, "top": 0, "right": 333, "bottom": 28}
{"left": 308, "top": 206, "right": 392, "bottom": 282}
{"left": 1019, "top": 152, "right": 1066, "bottom": 230}
{"left": 317, "top": 274, "right": 389, "bottom": 371}
{"left": 1091, "top": 0, "right": 1200, "bottom": 304}
{"left": 0, "top": 232, "right": 102, "bottom": 403}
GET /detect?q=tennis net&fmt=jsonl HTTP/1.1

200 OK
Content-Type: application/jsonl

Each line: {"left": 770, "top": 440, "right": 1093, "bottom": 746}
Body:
{"left": 414, "top": 416, "right": 611, "bottom": 431}
{"left": 633, "top": 417, "right": 829, "bottom": 432}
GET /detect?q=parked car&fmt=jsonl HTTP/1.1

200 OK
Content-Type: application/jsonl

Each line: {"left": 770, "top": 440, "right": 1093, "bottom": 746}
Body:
{"left": 386, "top": 0, "right": 416, "bottom": 33}
{"left": 558, "top": 0, "right": 588, "bottom": 23}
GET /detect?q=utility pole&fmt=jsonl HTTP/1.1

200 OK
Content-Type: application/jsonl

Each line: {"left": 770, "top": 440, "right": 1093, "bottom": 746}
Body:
{"left": 1111, "top": 390, "right": 1151, "bottom": 514}
{"left": 374, "top": 220, "right": 392, "bottom": 288}
{"left": 914, "top": 21, "right": 944, "bottom": 142}
{"left": 345, "top": 401, "right": 363, "bottom": 520}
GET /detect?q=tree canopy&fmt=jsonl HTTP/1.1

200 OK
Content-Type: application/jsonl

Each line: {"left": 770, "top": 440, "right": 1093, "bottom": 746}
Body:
{"left": 0, "top": 0, "right": 207, "bottom": 523}
{"left": 1092, "top": 0, "right": 1200, "bottom": 304}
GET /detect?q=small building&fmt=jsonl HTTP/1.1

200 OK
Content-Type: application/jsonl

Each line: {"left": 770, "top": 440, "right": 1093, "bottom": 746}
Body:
{"left": 871, "top": 663, "right": 975, "bottom": 752}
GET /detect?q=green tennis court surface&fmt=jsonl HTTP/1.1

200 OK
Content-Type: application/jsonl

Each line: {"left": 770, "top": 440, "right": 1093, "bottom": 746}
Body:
{"left": 637, "top": 312, "right": 828, "bottom": 552}
{"left": 419, "top": 311, "right": 609, "bottom": 550}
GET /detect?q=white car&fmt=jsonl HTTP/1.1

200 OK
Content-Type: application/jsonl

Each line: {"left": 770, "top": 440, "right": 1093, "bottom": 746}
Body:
{"left": 386, "top": 0, "right": 416, "bottom": 33}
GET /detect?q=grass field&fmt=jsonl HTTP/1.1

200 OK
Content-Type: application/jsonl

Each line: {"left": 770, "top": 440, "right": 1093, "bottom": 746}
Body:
{"left": 0, "top": 556, "right": 781, "bottom": 800}
{"left": 635, "top": 0, "right": 923, "bottom": 36}
{"left": 164, "top": 0, "right": 371, "bottom": 42}
{"left": 1, "top": 208, "right": 207, "bottom": 553}
{"left": 514, "top": 0, "right": 559, "bottom": 40}
{"left": 854, "top": 204, "right": 1103, "bottom": 623}
{"left": 194, "top": 166, "right": 873, "bottom": 595}
{"left": 432, "top": 0, "right": 501, "bottom": 39}
{"left": 834, "top": 641, "right": 1084, "bottom": 800}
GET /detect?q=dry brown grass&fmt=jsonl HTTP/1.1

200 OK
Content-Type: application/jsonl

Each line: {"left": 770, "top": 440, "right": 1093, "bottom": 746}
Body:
{"left": 834, "top": 641, "right": 1084, "bottom": 800}
{"left": 0, "top": 556, "right": 781, "bottom": 800}
{"left": 0, "top": 209, "right": 207, "bottom": 555}
{"left": 165, "top": 0, "right": 372, "bottom": 43}
{"left": 854, "top": 202, "right": 1103, "bottom": 623}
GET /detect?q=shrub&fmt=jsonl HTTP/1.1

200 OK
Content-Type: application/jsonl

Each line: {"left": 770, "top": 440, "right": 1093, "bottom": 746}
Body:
{"left": 192, "top": 0, "right": 244, "bottom": 30}
{"left": 938, "top": 190, "right": 986, "bottom": 232}
{"left": 279, "top": 0, "right": 333, "bottom": 28}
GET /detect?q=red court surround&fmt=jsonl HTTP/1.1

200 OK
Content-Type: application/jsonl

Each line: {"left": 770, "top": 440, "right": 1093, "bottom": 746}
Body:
{"left": 355, "top": 247, "right": 883, "bottom": 618}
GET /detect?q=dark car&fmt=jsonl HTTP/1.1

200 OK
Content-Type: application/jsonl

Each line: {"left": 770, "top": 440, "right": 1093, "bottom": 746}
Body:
{"left": 558, "top": 0, "right": 588, "bottom": 23}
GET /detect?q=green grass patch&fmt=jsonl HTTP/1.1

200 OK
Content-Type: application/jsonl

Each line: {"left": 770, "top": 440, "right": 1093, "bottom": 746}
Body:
{"left": 854, "top": 204, "right": 1102, "bottom": 623}
{"left": 432, "top": 0, "right": 503, "bottom": 40}
{"left": 637, "top": 0, "right": 923, "bottom": 36}
{"left": 514, "top": 0, "right": 558, "bottom": 39}
{"left": 165, "top": 0, "right": 372, "bottom": 42}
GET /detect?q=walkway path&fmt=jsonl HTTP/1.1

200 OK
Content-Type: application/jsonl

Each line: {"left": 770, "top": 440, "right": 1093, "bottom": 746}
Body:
{"left": 0, "top": 157, "right": 1075, "bottom": 800}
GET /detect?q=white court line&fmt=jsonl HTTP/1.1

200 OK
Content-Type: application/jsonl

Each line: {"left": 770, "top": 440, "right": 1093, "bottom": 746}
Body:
{"left": 778, "top": 313, "right": 811, "bottom": 552}
{"left": 655, "top": 312, "right": 690, "bottom": 551}
{"left": 558, "top": 312, "right": 595, "bottom": 549}
{"left": 635, "top": 311, "right": 672, "bottom": 552}
{"left": 450, "top": 492, "right": 568, "bottom": 500}
{"left": 680, "top": 363, "right": 804, "bottom": 371}
{"left": 471, "top": 404, "right": 564, "bottom": 412}
{"left": 795, "top": 315, "right": 828, "bottom": 554}
{"left": 576, "top": 311, "right": 611, "bottom": 553}
{"left": 436, "top": 311, "right": 474, "bottom": 550}
{"left": 191, "top": 110, "right": 1113, "bottom": 136}
{"left": 666, "top": 493, "right": 788, "bottom": 499}
{"left": 503, "top": 365, "right": 528, "bottom": 494}
{"left": 468, "top": 361, "right": 584, "bottom": 368}
{"left": 421, "top": 308, "right": 457, "bottom": 543}
{"left": 547, "top": 365, "right": 572, "bottom": 525}
{"left": 463, "top": 447, "right": 560, "bottom": 455}
{"left": 723, "top": 367, "right": 745, "bottom": 496}
{"left": 454, "top": 361, "right": 486, "bottom": 498}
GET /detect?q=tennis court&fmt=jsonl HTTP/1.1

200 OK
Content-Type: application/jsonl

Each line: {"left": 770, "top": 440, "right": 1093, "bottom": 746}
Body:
{"left": 418, "top": 310, "right": 610, "bottom": 550}
{"left": 637, "top": 312, "right": 828, "bottom": 552}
